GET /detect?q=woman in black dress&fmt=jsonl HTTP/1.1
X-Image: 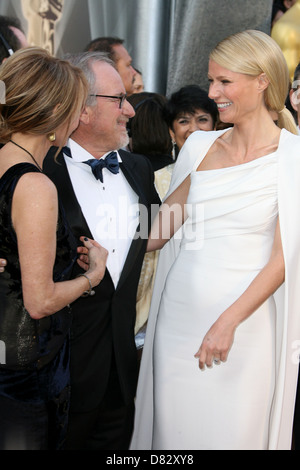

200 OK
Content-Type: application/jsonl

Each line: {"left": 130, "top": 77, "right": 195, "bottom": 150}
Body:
{"left": 0, "top": 47, "right": 108, "bottom": 450}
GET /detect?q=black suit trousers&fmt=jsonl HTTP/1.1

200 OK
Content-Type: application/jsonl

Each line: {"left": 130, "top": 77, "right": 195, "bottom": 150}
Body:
{"left": 64, "top": 353, "right": 134, "bottom": 450}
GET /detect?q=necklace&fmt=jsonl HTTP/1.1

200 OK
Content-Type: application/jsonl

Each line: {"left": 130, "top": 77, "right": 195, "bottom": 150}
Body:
{"left": 9, "top": 139, "right": 43, "bottom": 172}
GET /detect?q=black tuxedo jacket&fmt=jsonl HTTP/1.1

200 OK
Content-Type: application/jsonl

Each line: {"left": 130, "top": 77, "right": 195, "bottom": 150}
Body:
{"left": 43, "top": 148, "right": 160, "bottom": 412}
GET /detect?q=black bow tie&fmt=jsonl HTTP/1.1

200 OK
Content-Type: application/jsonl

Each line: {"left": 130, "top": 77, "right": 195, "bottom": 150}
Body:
{"left": 63, "top": 147, "right": 119, "bottom": 183}
{"left": 83, "top": 152, "right": 119, "bottom": 183}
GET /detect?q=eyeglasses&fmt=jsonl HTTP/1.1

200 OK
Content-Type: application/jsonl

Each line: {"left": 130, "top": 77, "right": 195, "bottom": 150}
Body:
{"left": 0, "top": 33, "right": 13, "bottom": 57}
{"left": 89, "top": 93, "right": 127, "bottom": 109}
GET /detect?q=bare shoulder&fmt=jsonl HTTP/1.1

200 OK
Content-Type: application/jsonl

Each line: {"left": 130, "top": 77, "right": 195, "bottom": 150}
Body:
{"left": 12, "top": 171, "right": 58, "bottom": 215}
{"left": 197, "top": 129, "right": 233, "bottom": 171}
{"left": 15, "top": 171, "right": 57, "bottom": 197}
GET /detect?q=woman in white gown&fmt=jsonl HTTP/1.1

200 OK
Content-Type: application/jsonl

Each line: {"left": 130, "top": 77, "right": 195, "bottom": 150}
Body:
{"left": 131, "top": 30, "right": 300, "bottom": 450}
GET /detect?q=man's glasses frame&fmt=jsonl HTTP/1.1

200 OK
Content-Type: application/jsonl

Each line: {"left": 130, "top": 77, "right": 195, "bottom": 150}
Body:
{"left": 89, "top": 93, "right": 127, "bottom": 109}
{"left": 0, "top": 33, "right": 13, "bottom": 57}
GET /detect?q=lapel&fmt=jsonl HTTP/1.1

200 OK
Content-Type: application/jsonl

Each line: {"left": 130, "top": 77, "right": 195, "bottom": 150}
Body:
{"left": 116, "top": 149, "right": 148, "bottom": 290}
{"left": 43, "top": 148, "right": 92, "bottom": 242}
{"left": 118, "top": 149, "right": 148, "bottom": 207}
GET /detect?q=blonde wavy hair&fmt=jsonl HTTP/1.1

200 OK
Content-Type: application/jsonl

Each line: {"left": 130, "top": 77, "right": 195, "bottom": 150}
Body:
{"left": 210, "top": 30, "right": 298, "bottom": 135}
{"left": 0, "top": 47, "right": 88, "bottom": 143}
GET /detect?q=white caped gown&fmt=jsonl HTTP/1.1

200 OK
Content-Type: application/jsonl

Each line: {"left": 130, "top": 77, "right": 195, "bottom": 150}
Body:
{"left": 153, "top": 150, "right": 278, "bottom": 450}
{"left": 130, "top": 128, "right": 300, "bottom": 451}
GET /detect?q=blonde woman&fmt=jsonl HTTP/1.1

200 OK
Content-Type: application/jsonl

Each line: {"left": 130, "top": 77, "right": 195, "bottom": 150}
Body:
{"left": 132, "top": 30, "right": 300, "bottom": 450}
{"left": 0, "top": 48, "right": 107, "bottom": 450}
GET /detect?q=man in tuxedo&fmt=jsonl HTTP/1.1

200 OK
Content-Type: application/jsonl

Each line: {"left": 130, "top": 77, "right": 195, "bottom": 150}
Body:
{"left": 43, "top": 51, "right": 160, "bottom": 450}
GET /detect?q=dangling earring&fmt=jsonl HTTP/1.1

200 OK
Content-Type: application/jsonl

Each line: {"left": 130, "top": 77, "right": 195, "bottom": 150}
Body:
{"left": 172, "top": 140, "right": 177, "bottom": 160}
{"left": 48, "top": 132, "right": 56, "bottom": 142}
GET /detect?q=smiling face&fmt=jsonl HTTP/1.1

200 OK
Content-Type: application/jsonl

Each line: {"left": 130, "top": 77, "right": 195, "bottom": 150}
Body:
{"left": 73, "top": 61, "right": 135, "bottom": 155}
{"left": 170, "top": 110, "right": 215, "bottom": 150}
{"left": 208, "top": 59, "right": 264, "bottom": 125}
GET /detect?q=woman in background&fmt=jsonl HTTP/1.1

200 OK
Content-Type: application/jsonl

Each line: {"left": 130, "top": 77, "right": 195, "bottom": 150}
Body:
{"left": 127, "top": 91, "right": 173, "bottom": 171}
{"left": 163, "top": 84, "right": 219, "bottom": 158}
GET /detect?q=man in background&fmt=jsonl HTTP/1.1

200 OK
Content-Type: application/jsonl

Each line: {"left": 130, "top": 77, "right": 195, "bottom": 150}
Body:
{"left": 85, "top": 37, "right": 137, "bottom": 96}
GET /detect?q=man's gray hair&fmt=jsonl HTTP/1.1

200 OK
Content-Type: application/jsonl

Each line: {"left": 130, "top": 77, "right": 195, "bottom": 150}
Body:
{"left": 63, "top": 51, "right": 116, "bottom": 106}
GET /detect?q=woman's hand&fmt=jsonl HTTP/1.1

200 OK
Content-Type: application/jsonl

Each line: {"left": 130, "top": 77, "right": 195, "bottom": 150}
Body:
{"left": 0, "top": 259, "right": 7, "bottom": 273}
{"left": 79, "top": 236, "right": 108, "bottom": 287}
{"left": 194, "top": 219, "right": 285, "bottom": 371}
{"left": 77, "top": 245, "right": 89, "bottom": 271}
{"left": 194, "top": 315, "right": 236, "bottom": 370}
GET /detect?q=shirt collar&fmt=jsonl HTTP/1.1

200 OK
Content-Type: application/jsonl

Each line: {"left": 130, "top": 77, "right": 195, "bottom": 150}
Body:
{"left": 67, "top": 138, "right": 122, "bottom": 163}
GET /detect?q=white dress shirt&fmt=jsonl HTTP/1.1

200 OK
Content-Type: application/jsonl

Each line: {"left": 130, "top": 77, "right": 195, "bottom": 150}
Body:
{"left": 64, "top": 138, "right": 139, "bottom": 287}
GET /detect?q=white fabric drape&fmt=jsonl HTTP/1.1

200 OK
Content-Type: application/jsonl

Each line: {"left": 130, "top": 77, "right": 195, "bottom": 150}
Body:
{"left": 130, "top": 128, "right": 300, "bottom": 450}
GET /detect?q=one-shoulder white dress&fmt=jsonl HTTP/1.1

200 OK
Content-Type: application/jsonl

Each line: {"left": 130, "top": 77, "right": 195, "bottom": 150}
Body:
{"left": 152, "top": 152, "right": 278, "bottom": 450}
